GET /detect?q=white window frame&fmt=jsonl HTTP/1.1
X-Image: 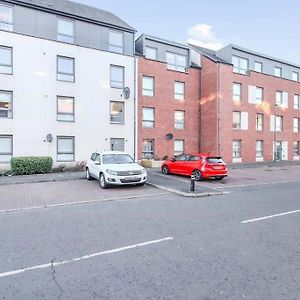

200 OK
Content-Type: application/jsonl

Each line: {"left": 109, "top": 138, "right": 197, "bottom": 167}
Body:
{"left": 110, "top": 101, "right": 124, "bottom": 124}
{"left": 0, "top": 90, "right": 13, "bottom": 118}
{"left": 232, "top": 55, "right": 249, "bottom": 75}
{"left": 254, "top": 61, "right": 263, "bottom": 73}
{"left": 233, "top": 111, "right": 241, "bottom": 129}
{"left": 294, "top": 94, "right": 300, "bottom": 110}
{"left": 274, "top": 66, "right": 282, "bottom": 77}
{"left": 0, "top": 3, "right": 13, "bottom": 31}
{"left": 293, "top": 118, "right": 299, "bottom": 133}
{"left": 233, "top": 83, "right": 241, "bottom": 101}
{"left": 0, "top": 46, "right": 13, "bottom": 74}
{"left": 110, "top": 65, "right": 124, "bottom": 89}
{"left": 175, "top": 81, "right": 185, "bottom": 100}
{"left": 174, "top": 140, "right": 184, "bottom": 156}
{"left": 142, "top": 107, "right": 155, "bottom": 128}
{"left": 232, "top": 140, "right": 241, "bottom": 159}
{"left": 292, "top": 71, "right": 299, "bottom": 82}
{"left": 142, "top": 139, "right": 154, "bottom": 159}
{"left": 0, "top": 135, "right": 13, "bottom": 163}
{"left": 256, "top": 140, "right": 264, "bottom": 158}
{"left": 109, "top": 30, "right": 124, "bottom": 54}
{"left": 166, "top": 52, "right": 187, "bottom": 72}
{"left": 174, "top": 111, "right": 185, "bottom": 129}
{"left": 145, "top": 47, "right": 157, "bottom": 60}
{"left": 57, "top": 56, "right": 75, "bottom": 82}
{"left": 293, "top": 141, "right": 299, "bottom": 158}
{"left": 57, "top": 136, "right": 75, "bottom": 162}
{"left": 255, "top": 87, "right": 263, "bottom": 104}
{"left": 57, "top": 18, "right": 75, "bottom": 44}
{"left": 276, "top": 91, "right": 283, "bottom": 106}
{"left": 142, "top": 76, "right": 154, "bottom": 97}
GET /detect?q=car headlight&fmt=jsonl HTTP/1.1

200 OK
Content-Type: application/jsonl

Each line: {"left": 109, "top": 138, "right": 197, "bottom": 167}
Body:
{"left": 141, "top": 167, "right": 146, "bottom": 174}
{"left": 106, "top": 169, "right": 118, "bottom": 176}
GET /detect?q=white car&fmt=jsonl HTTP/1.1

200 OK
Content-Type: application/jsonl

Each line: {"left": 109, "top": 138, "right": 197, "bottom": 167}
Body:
{"left": 86, "top": 151, "right": 147, "bottom": 189}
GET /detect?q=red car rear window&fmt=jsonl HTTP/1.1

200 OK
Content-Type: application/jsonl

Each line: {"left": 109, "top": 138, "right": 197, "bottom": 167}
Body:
{"left": 206, "top": 157, "right": 224, "bottom": 164}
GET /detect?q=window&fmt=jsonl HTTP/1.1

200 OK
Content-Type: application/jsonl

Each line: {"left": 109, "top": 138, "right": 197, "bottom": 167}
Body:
{"left": 256, "top": 140, "right": 263, "bottom": 158}
{"left": 276, "top": 91, "right": 283, "bottom": 106}
{"left": 174, "top": 111, "right": 185, "bottom": 129}
{"left": 275, "top": 115, "right": 283, "bottom": 132}
{"left": 57, "top": 136, "right": 75, "bottom": 162}
{"left": 0, "top": 46, "right": 12, "bottom": 74}
{"left": 232, "top": 56, "right": 249, "bottom": 75}
{"left": 57, "top": 96, "right": 74, "bottom": 122}
{"left": 57, "top": 56, "right": 75, "bottom": 82}
{"left": 256, "top": 113, "right": 263, "bottom": 131}
{"left": 294, "top": 95, "right": 300, "bottom": 110}
{"left": 233, "top": 83, "right": 241, "bottom": 101}
{"left": 110, "top": 65, "right": 124, "bottom": 88}
{"left": 175, "top": 82, "right": 185, "bottom": 100}
{"left": 142, "top": 139, "right": 154, "bottom": 159}
{"left": 110, "top": 138, "right": 125, "bottom": 151}
{"left": 292, "top": 71, "right": 299, "bottom": 82}
{"left": 142, "top": 76, "right": 154, "bottom": 97}
{"left": 0, "top": 4, "right": 13, "bottom": 31}
{"left": 109, "top": 30, "right": 124, "bottom": 53}
{"left": 174, "top": 140, "right": 184, "bottom": 156}
{"left": 233, "top": 111, "right": 241, "bottom": 129}
{"left": 0, "top": 135, "right": 12, "bottom": 163}
{"left": 145, "top": 47, "right": 157, "bottom": 60}
{"left": 142, "top": 107, "right": 154, "bottom": 128}
{"left": 293, "top": 141, "right": 299, "bottom": 157}
{"left": 294, "top": 118, "right": 299, "bottom": 133}
{"left": 0, "top": 91, "right": 12, "bottom": 118}
{"left": 254, "top": 61, "right": 263, "bottom": 73}
{"left": 57, "top": 18, "right": 74, "bottom": 44}
{"left": 166, "top": 52, "right": 187, "bottom": 72}
{"left": 110, "top": 101, "right": 124, "bottom": 124}
{"left": 232, "top": 140, "right": 241, "bottom": 158}
{"left": 255, "top": 87, "right": 263, "bottom": 104}
{"left": 274, "top": 66, "right": 282, "bottom": 77}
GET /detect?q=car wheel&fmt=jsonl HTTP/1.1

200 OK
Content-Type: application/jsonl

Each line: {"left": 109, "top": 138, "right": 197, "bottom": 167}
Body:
{"left": 162, "top": 165, "right": 169, "bottom": 175}
{"left": 216, "top": 176, "right": 224, "bottom": 180}
{"left": 86, "top": 168, "right": 92, "bottom": 180}
{"left": 193, "top": 170, "right": 202, "bottom": 181}
{"left": 99, "top": 173, "right": 108, "bottom": 189}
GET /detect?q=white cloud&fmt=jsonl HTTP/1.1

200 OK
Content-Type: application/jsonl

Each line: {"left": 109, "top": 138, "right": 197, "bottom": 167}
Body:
{"left": 187, "top": 24, "right": 224, "bottom": 51}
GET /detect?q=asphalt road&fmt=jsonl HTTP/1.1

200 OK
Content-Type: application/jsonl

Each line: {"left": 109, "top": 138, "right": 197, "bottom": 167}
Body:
{"left": 1, "top": 180, "right": 300, "bottom": 299}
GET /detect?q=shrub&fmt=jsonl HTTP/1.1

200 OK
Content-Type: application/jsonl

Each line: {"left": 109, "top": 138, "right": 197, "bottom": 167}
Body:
{"left": 11, "top": 156, "right": 53, "bottom": 175}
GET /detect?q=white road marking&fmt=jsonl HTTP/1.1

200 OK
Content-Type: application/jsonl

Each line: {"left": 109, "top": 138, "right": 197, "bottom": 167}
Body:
{"left": 241, "top": 209, "right": 300, "bottom": 224}
{"left": 0, "top": 192, "right": 170, "bottom": 214}
{"left": 0, "top": 237, "right": 174, "bottom": 279}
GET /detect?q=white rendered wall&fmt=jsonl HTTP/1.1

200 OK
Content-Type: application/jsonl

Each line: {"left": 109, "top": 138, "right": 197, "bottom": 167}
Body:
{"left": 0, "top": 31, "right": 135, "bottom": 168}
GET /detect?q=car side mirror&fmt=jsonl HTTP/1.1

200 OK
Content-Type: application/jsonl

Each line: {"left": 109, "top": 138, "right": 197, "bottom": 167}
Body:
{"left": 171, "top": 158, "right": 176, "bottom": 162}
{"left": 94, "top": 161, "right": 101, "bottom": 165}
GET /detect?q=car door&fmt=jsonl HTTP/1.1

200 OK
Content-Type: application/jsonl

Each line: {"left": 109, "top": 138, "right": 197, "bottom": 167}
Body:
{"left": 172, "top": 155, "right": 188, "bottom": 175}
{"left": 184, "top": 155, "right": 201, "bottom": 175}
{"left": 90, "top": 153, "right": 101, "bottom": 178}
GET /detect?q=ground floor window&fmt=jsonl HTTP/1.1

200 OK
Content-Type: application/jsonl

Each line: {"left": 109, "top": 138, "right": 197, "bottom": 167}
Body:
{"left": 174, "top": 139, "right": 184, "bottom": 156}
{"left": 232, "top": 140, "right": 241, "bottom": 158}
{"left": 142, "top": 139, "right": 154, "bottom": 159}
{"left": 110, "top": 138, "right": 125, "bottom": 151}
{"left": 0, "top": 135, "right": 12, "bottom": 163}
{"left": 57, "top": 136, "right": 75, "bottom": 162}
{"left": 256, "top": 140, "right": 263, "bottom": 158}
{"left": 293, "top": 141, "right": 299, "bottom": 156}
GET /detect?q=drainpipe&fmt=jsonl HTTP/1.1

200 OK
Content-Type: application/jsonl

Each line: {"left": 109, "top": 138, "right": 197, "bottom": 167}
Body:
{"left": 133, "top": 55, "right": 137, "bottom": 161}
{"left": 217, "top": 62, "right": 221, "bottom": 156}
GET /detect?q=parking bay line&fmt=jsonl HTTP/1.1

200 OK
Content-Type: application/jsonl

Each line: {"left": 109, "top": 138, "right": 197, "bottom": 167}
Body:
{"left": 0, "top": 237, "right": 174, "bottom": 279}
{"left": 241, "top": 209, "right": 300, "bottom": 224}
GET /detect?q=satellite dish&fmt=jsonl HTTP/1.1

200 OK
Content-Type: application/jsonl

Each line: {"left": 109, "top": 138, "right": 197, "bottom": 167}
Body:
{"left": 165, "top": 133, "right": 174, "bottom": 140}
{"left": 45, "top": 134, "right": 53, "bottom": 143}
{"left": 123, "top": 87, "right": 130, "bottom": 99}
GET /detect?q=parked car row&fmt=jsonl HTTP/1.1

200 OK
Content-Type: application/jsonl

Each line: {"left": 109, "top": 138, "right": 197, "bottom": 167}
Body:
{"left": 86, "top": 151, "right": 227, "bottom": 189}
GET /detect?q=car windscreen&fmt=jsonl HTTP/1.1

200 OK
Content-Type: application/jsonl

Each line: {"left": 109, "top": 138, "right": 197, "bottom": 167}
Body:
{"left": 206, "top": 157, "right": 224, "bottom": 164}
{"left": 102, "top": 154, "right": 135, "bottom": 164}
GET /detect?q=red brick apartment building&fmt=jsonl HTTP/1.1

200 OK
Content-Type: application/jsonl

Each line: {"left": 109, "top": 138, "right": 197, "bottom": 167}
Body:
{"left": 135, "top": 35, "right": 201, "bottom": 160}
{"left": 192, "top": 44, "right": 300, "bottom": 163}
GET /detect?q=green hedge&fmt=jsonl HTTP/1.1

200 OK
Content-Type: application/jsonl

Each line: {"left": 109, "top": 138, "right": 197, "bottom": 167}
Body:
{"left": 11, "top": 156, "right": 53, "bottom": 175}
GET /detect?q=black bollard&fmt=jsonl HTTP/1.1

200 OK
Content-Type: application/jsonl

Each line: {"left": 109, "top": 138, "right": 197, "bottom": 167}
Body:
{"left": 190, "top": 174, "right": 195, "bottom": 192}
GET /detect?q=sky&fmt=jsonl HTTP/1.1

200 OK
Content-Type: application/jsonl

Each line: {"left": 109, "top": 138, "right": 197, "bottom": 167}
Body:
{"left": 75, "top": 0, "right": 300, "bottom": 64}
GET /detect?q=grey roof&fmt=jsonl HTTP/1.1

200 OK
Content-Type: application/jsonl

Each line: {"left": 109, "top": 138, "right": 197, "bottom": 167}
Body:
{"left": 189, "top": 44, "right": 231, "bottom": 65}
{"left": 141, "top": 34, "right": 190, "bottom": 50}
{"left": 6, "top": 0, "right": 135, "bottom": 32}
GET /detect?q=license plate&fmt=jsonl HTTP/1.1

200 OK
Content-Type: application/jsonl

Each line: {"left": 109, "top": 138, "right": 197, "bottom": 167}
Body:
{"left": 213, "top": 166, "right": 223, "bottom": 170}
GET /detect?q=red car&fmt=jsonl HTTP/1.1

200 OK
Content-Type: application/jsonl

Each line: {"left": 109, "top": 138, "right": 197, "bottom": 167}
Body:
{"left": 161, "top": 153, "right": 227, "bottom": 181}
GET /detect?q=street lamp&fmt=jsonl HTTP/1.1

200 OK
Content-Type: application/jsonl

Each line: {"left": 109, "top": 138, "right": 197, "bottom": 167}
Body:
{"left": 274, "top": 104, "right": 278, "bottom": 162}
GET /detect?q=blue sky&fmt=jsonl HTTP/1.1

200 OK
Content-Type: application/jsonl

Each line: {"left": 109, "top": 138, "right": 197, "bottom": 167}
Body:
{"left": 75, "top": 0, "right": 300, "bottom": 64}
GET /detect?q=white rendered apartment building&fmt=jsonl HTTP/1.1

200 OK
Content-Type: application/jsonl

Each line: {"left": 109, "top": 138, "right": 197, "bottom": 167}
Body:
{"left": 0, "top": 0, "right": 136, "bottom": 169}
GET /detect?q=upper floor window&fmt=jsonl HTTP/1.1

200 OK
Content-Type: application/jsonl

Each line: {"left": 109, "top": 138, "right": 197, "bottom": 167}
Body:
{"left": 292, "top": 71, "right": 299, "bottom": 82}
{"left": 0, "top": 4, "right": 13, "bottom": 31}
{"left": 276, "top": 91, "right": 283, "bottom": 106}
{"left": 233, "top": 111, "right": 241, "bottom": 129}
{"left": 274, "top": 66, "right": 282, "bottom": 77}
{"left": 109, "top": 30, "right": 124, "bottom": 54}
{"left": 110, "top": 65, "right": 124, "bottom": 88}
{"left": 294, "top": 94, "right": 300, "bottom": 110}
{"left": 175, "top": 81, "right": 185, "bottom": 100}
{"left": 275, "top": 115, "right": 283, "bottom": 132}
{"left": 142, "top": 76, "right": 154, "bottom": 97}
{"left": 254, "top": 61, "right": 263, "bottom": 73}
{"left": 293, "top": 118, "right": 299, "bottom": 133}
{"left": 57, "top": 56, "right": 75, "bottom": 82}
{"left": 57, "top": 96, "right": 74, "bottom": 122}
{"left": 145, "top": 47, "right": 157, "bottom": 60}
{"left": 166, "top": 52, "right": 187, "bottom": 72}
{"left": 142, "top": 107, "right": 155, "bottom": 128}
{"left": 233, "top": 83, "right": 241, "bottom": 101}
{"left": 57, "top": 18, "right": 75, "bottom": 44}
{"left": 174, "top": 111, "right": 185, "bottom": 129}
{"left": 0, "top": 46, "right": 12, "bottom": 74}
{"left": 232, "top": 55, "right": 248, "bottom": 75}
{"left": 256, "top": 113, "right": 263, "bottom": 131}
{"left": 256, "top": 87, "right": 263, "bottom": 104}
{"left": 0, "top": 135, "right": 13, "bottom": 163}
{"left": 0, "top": 90, "right": 12, "bottom": 118}
{"left": 110, "top": 101, "right": 124, "bottom": 124}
